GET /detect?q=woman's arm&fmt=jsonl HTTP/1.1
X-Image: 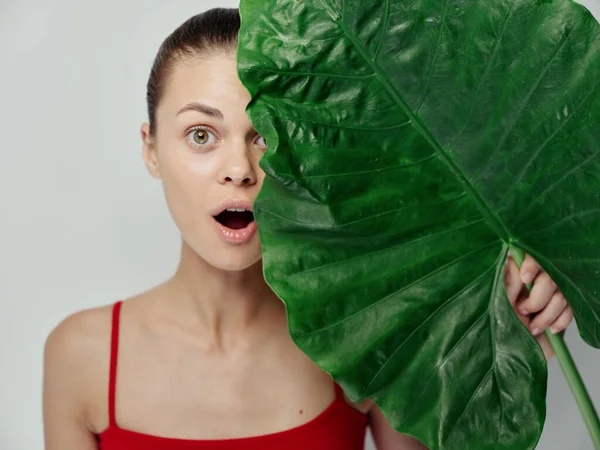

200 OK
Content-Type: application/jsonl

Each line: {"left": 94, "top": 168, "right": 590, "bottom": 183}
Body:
{"left": 43, "top": 314, "right": 99, "bottom": 450}
{"left": 369, "top": 405, "right": 428, "bottom": 450}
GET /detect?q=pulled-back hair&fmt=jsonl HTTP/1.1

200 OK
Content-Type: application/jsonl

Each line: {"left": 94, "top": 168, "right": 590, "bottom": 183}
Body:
{"left": 146, "top": 8, "right": 240, "bottom": 134}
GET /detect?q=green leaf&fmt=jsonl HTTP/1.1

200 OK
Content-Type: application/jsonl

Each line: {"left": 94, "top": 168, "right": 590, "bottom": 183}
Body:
{"left": 237, "top": 0, "right": 600, "bottom": 448}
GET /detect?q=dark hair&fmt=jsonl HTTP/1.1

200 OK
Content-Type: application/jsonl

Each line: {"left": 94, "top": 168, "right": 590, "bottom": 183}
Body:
{"left": 146, "top": 8, "right": 241, "bottom": 135}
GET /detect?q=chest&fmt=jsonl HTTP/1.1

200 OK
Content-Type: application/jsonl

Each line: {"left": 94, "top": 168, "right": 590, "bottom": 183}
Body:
{"left": 91, "top": 331, "right": 338, "bottom": 440}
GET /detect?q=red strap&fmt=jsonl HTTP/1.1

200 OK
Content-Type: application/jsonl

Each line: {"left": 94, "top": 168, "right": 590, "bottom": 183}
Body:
{"left": 108, "top": 301, "right": 123, "bottom": 427}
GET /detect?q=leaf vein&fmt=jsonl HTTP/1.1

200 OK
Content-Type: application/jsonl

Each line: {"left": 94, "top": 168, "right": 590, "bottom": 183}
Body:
{"left": 489, "top": 245, "right": 510, "bottom": 443}
{"left": 278, "top": 114, "right": 412, "bottom": 132}
{"left": 320, "top": 0, "right": 512, "bottom": 241}
{"left": 373, "top": 0, "right": 391, "bottom": 60}
{"left": 361, "top": 261, "right": 497, "bottom": 394}
{"left": 474, "top": 27, "right": 575, "bottom": 183}
{"left": 443, "top": 367, "right": 495, "bottom": 446}
{"left": 276, "top": 153, "right": 437, "bottom": 180}
{"left": 290, "top": 218, "right": 488, "bottom": 276}
{"left": 415, "top": 0, "right": 449, "bottom": 113}
{"left": 238, "top": 67, "right": 376, "bottom": 80}
{"left": 399, "top": 309, "right": 490, "bottom": 425}
{"left": 295, "top": 240, "right": 498, "bottom": 339}
{"left": 513, "top": 147, "right": 600, "bottom": 225}
{"left": 450, "top": 0, "right": 517, "bottom": 146}
{"left": 498, "top": 77, "right": 600, "bottom": 208}
{"left": 521, "top": 207, "right": 600, "bottom": 236}
{"left": 260, "top": 192, "right": 466, "bottom": 229}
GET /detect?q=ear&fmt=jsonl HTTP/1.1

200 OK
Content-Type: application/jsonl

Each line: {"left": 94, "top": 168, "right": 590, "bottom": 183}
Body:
{"left": 141, "top": 123, "right": 161, "bottom": 179}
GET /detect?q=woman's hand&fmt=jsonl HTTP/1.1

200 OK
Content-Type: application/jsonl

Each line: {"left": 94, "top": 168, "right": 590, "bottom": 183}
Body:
{"left": 504, "top": 253, "right": 574, "bottom": 359}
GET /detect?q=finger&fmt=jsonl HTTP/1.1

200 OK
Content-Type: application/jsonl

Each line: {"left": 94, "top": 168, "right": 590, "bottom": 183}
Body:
{"left": 514, "top": 291, "right": 533, "bottom": 330}
{"left": 536, "top": 334, "right": 555, "bottom": 360}
{"left": 549, "top": 306, "right": 574, "bottom": 334}
{"left": 519, "top": 271, "right": 558, "bottom": 315}
{"left": 528, "top": 293, "right": 568, "bottom": 336}
{"left": 504, "top": 256, "right": 523, "bottom": 306}
{"left": 520, "top": 254, "right": 543, "bottom": 285}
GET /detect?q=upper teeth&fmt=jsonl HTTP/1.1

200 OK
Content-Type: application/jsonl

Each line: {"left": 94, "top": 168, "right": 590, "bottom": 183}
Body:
{"left": 226, "top": 208, "right": 248, "bottom": 212}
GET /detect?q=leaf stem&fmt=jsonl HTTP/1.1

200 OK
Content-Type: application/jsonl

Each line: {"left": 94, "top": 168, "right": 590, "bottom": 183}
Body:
{"left": 509, "top": 245, "right": 600, "bottom": 449}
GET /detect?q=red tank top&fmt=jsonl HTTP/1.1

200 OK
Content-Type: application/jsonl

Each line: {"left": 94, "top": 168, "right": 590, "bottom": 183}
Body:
{"left": 97, "top": 301, "right": 368, "bottom": 450}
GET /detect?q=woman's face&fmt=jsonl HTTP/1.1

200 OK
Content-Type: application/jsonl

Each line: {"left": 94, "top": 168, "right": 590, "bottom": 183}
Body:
{"left": 141, "top": 52, "right": 267, "bottom": 272}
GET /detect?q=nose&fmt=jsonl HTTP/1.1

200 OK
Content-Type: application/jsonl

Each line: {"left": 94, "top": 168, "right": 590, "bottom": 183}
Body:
{"left": 218, "top": 144, "right": 257, "bottom": 187}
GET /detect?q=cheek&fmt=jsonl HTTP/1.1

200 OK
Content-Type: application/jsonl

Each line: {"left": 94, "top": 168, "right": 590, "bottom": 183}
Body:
{"left": 159, "top": 148, "right": 215, "bottom": 231}
{"left": 253, "top": 153, "right": 267, "bottom": 185}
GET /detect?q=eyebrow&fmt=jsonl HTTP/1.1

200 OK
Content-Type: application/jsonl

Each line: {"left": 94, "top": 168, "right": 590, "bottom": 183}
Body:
{"left": 176, "top": 102, "right": 224, "bottom": 121}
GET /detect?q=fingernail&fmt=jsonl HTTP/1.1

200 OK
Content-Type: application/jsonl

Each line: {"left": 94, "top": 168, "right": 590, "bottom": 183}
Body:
{"left": 531, "top": 328, "right": 542, "bottom": 336}
{"left": 522, "top": 272, "right": 534, "bottom": 284}
{"left": 550, "top": 326, "right": 560, "bottom": 334}
{"left": 519, "top": 307, "right": 528, "bottom": 315}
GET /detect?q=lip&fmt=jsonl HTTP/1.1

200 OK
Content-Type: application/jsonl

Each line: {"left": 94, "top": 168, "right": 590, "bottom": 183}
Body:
{"left": 210, "top": 199, "right": 254, "bottom": 217}
{"left": 212, "top": 219, "right": 258, "bottom": 245}
{"left": 211, "top": 199, "right": 257, "bottom": 245}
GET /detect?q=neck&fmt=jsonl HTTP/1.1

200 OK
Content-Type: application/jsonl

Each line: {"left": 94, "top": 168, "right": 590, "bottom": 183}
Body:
{"left": 165, "top": 240, "right": 283, "bottom": 350}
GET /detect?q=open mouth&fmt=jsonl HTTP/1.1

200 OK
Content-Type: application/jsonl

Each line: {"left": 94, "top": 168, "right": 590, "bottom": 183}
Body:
{"left": 214, "top": 208, "right": 255, "bottom": 230}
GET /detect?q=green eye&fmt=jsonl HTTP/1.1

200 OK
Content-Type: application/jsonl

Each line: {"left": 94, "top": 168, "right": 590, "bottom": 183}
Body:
{"left": 187, "top": 128, "right": 216, "bottom": 148}
{"left": 193, "top": 129, "right": 209, "bottom": 145}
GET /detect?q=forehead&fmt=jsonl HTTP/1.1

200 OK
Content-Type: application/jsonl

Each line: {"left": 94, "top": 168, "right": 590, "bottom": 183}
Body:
{"left": 160, "top": 52, "right": 250, "bottom": 120}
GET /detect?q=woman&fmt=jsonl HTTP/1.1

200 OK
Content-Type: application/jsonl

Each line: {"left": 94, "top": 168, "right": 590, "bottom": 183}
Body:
{"left": 43, "top": 8, "right": 574, "bottom": 450}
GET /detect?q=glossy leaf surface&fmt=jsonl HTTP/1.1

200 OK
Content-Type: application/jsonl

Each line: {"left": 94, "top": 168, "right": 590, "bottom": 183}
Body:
{"left": 237, "top": 0, "right": 600, "bottom": 448}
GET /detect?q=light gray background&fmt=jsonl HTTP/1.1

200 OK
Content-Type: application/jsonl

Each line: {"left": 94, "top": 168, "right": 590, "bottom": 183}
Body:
{"left": 1, "top": 0, "right": 599, "bottom": 449}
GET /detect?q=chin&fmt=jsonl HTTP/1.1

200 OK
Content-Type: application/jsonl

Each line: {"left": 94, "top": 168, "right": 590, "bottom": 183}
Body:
{"left": 203, "top": 244, "right": 263, "bottom": 272}
{"left": 212, "top": 255, "right": 262, "bottom": 272}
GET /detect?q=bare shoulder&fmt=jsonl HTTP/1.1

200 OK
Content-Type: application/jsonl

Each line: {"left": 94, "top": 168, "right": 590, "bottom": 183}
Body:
{"left": 45, "top": 284, "right": 174, "bottom": 385}
{"left": 45, "top": 304, "right": 114, "bottom": 365}
{"left": 43, "top": 304, "right": 116, "bottom": 431}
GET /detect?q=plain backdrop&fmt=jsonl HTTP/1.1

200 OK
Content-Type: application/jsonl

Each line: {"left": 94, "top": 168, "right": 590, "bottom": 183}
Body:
{"left": 1, "top": 0, "right": 599, "bottom": 449}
